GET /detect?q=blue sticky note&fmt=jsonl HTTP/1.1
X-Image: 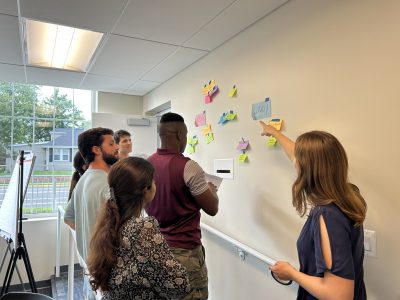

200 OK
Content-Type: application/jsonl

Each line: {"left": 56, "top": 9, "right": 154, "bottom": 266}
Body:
{"left": 218, "top": 113, "right": 227, "bottom": 124}
{"left": 251, "top": 98, "right": 271, "bottom": 120}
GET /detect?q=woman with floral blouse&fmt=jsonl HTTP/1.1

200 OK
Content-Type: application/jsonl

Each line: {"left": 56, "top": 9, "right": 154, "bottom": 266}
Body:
{"left": 87, "top": 157, "right": 190, "bottom": 299}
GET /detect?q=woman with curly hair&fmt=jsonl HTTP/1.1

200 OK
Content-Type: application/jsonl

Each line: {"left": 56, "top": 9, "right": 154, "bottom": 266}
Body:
{"left": 87, "top": 157, "right": 190, "bottom": 299}
{"left": 259, "top": 121, "right": 367, "bottom": 300}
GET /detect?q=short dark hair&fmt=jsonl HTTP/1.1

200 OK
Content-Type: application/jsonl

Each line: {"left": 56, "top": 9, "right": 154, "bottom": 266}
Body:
{"left": 78, "top": 127, "right": 114, "bottom": 164}
{"left": 114, "top": 129, "right": 131, "bottom": 144}
{"left": 160, "top": 112, "right": 184, "bottom": 123}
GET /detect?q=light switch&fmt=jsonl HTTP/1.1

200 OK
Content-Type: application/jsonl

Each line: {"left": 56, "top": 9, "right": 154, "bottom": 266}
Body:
{"left": 364, "top": 229, "right": 376, "bottom": 258}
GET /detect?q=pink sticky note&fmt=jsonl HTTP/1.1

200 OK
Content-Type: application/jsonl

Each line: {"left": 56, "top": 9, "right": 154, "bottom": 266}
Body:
{"left": 237, "top": 140, "right": 249, "bottom": 150}
{"left": 204, "top": 95, "right": 212, "bottom": 104}
{"left": 195, "top": 112, "right": 206, "bottom": 127}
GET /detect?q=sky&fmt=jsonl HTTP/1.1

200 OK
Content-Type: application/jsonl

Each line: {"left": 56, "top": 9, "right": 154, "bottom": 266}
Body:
{"left": 37, "top": 85, "right": 92, "bottom": 120}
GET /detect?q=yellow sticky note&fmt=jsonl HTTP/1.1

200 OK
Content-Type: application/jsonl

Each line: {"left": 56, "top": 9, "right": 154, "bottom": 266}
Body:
{"left": 205, "top": 133, "right": 214, "bottom": 144}
{"left": 203, "top": 124, "right": 212, "bottom": 136}
{"left": 268, "top": 119, "right": 283, "bottom": 131}
{"left": 267, "top": 136, "right": 277, "bottom": 146}
{"left": 238, "top": 153, "right": 248, "bottom": 162}
{"left": 186, "top": 145, "right": 195, "bottom": 154}
{"left": 228, "top": 85, "right": 237, "bottom": 97}
{"left": 202, "top": 80, "right": 216, "bottom": 95}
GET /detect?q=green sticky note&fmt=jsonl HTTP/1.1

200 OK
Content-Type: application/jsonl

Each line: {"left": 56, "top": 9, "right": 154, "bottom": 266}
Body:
{"left": 206, "top": 133, "right": 214, "bottom": 144}
{"left": 238, "top": 153, "right": 248, "bottom": 162}
{"left": 267, "top": 136, "right": 277, "bottom": 146}
{"left": 225, "top": 112, "right": 237, "bottom": 121}
{"left": 188, "top": 135, "right": 199, "bottom": 146}
{"left": 186, "top": 145, "right": 195, "bottom": 154}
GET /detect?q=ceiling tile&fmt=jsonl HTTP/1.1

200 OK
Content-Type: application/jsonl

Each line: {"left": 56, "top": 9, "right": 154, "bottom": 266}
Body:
{"left": 0, "top": 0, "right": 18, "bottom": 16}
{"left": 127, "top": 80, "right": 161, "bottom": 96}
{"left": 0, "top": 63, "right": 25, "bottom": 83}
{"left": 19, "top": 0, "right": 128, "bottom": 32}
{"left": 80, "top": 73, "right": 133, "bottom": 92}
{"left": 114, "top": 0, "right": 235, "bottom": 45}
{"left": 89, "top": 34, "right": 178, "bottom": 79}
{"left": 184, "top": 0, "right": 289, "bottom": 51}
{"left": 26, "top": 67, "right": 84, "bottom": 88}
{"left": 0, "top": 14, "right": 23, "bottom": 65}
{"left": 143, "top": 47, "right": 208, "bottom": 82}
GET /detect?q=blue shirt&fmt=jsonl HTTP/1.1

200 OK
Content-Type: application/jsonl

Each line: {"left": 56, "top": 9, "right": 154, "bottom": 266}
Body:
{"left": 296, "top": 204, "right": 366, "bottom": 299}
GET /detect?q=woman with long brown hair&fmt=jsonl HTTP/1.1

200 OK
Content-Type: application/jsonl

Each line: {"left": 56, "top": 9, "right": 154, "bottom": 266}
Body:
{"left": 87, "top": 157, "right": 190, "bottom": 299}
{"left": 259, "top": 122, "right": 367, "bottom": 300}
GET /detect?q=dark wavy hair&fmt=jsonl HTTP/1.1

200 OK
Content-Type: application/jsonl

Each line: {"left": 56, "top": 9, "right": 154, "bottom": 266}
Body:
{"left": 78, "top": 127, "right": 114, "bottom": 164}
{"left": 292, "top": 131, "right": 367, "bottom": 226}
{"left": 87, "top": 157, "right": 155, "bottom": 292}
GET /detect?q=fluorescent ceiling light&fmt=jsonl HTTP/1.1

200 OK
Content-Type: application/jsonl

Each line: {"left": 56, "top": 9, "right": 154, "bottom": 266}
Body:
{"left": 25, "top": 19, "right": 103, "bottom": 72}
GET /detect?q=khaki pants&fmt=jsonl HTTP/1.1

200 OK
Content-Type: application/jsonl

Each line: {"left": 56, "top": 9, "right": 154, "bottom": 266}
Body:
{"left": 171, "top": 245, "right": 208, "bottom": 300}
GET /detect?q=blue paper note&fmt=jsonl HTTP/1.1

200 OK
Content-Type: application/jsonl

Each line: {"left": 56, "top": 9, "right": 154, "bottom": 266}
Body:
{"left": 251, "top": 98, "right": 271, "bottom": 120}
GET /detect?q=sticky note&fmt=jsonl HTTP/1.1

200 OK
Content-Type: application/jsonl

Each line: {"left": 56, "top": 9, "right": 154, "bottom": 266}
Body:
{"left": 237, "top": 140, "right": 249, "bottom": 151}
{"left": 188, "top": 135, "right": 198, "bottom": 146}
{"left": 267, "top": 136, "right": 277, "bottom": 146}
{"left": 269, "top": 118, "right": 283, "bottom": 131}
{"left": 251, "top": 98, "right": 271, "bottom": 120}
{"left": 206, "top": 133, "right": 214, "bottom": 144}
{"left": 228, "top": 85, "right": 237, "bottom": 97}
{"left": 238, "top": 153, "right": 248, "bottom": 163}
{"left": 209, "top": 85, "right": 218, "bottom": 96}
{"left": 186, "top": 145, "right": 195, "bottom": 154}
{"left": 204, "top": 95, "right": 212, "bottom": 104}
{"left": 203, "top": 124, "right": 212, "bottom": 135}
{"left": 225, "top": 111, "right": 237, "bottom": 121}
{"left": 202, "top": 80, "right": 217, "bottom": 95}
{"left": 195, "top": 111, "right": 206, "bottom": 127}
{"left": 218, "top": 113, "right": 228, "bottom": 124}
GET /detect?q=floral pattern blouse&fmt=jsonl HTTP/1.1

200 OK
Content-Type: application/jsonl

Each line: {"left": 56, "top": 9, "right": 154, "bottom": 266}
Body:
{"left": 101, "top": 216, "right": 190, "bottom": 300}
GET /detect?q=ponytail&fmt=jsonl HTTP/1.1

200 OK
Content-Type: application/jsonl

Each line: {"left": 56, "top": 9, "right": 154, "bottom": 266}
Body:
{"left": 87, "top": 199, "right": 121, "bottom": 291}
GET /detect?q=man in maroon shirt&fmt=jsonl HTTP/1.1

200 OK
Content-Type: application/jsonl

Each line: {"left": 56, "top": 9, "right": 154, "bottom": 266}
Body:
{"left": 146, "top": 112, "right": 219, "bottom": 299}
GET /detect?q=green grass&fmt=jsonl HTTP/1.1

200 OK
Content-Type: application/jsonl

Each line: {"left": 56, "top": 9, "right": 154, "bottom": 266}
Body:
{"left": 23, "top": 207, "right": 54, "bottom": 214}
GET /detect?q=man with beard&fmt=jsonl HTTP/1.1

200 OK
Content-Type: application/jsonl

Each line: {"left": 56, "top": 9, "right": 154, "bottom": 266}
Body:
{"left": 64, "top": 127, "right": 118, "bottom": 300}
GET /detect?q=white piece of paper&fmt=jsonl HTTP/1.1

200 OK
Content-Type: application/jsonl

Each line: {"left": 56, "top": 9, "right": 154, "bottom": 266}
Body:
{"left": 205, "top": 173, "right": 223, "bottom": 191}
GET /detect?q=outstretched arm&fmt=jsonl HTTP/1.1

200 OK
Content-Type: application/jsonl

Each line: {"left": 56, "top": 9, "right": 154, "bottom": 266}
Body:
{"left": 259, "top": 121, "right": 295, "bottom": 162}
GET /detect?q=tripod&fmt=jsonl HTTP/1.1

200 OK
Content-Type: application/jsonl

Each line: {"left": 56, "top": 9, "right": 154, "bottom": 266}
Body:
{"left": 1, "top": 151, "right": 37, "bottom": 296}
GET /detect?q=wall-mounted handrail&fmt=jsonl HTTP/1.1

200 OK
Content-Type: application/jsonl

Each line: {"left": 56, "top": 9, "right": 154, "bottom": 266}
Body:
{"left": 200, "top": 222, "right": 277, "bottom": 266}
{"left": 56, "top": 205, "right": 74, "bottom": 300}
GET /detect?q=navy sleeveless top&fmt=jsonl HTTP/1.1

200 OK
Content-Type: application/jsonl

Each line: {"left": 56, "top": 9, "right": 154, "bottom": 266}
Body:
{"left": 296, "top": 204, "right": 366, "bottom": 299}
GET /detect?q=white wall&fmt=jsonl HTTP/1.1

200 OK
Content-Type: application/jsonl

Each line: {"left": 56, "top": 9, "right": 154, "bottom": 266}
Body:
{"left": 92, "top": 113, "right": 158, "bottom": 158}
{"left": 0, "top": 218, "right": 72, "bottom": 285}
{"left": 98, "top": 91, "right": 143, "bottom": 115}
{"left": 144, "top": 1, "right": 400, "bottom": 299}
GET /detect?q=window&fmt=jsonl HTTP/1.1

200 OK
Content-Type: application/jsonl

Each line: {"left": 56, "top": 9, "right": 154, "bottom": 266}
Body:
{"left": 53, "top": 148, "right": 70, "bottom": 161}
{"left": 0, "top": 82, "right": 94, "bottom": 215}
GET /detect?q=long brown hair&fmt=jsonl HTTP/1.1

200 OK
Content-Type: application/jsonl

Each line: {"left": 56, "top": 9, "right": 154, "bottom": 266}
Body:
{"left": 87, "top": 157, "right": 154, "bottom": 292}
{"left": 292, "top": 131, "right": 367, "bottom": 226}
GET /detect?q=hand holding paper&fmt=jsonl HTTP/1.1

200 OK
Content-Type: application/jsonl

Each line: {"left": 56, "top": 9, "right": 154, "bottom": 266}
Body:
{"left": 205, "top": 173, "right": 223, "bottom": 192}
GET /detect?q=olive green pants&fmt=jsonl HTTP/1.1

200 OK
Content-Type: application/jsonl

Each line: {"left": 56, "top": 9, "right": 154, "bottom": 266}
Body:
{"left": 171, "top": 245, "right": 208, "bottom": 300}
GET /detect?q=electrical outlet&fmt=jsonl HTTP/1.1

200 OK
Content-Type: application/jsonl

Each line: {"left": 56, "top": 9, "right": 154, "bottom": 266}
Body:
{"left": 364, "top": 229, "right": 377, "bottom": 258}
